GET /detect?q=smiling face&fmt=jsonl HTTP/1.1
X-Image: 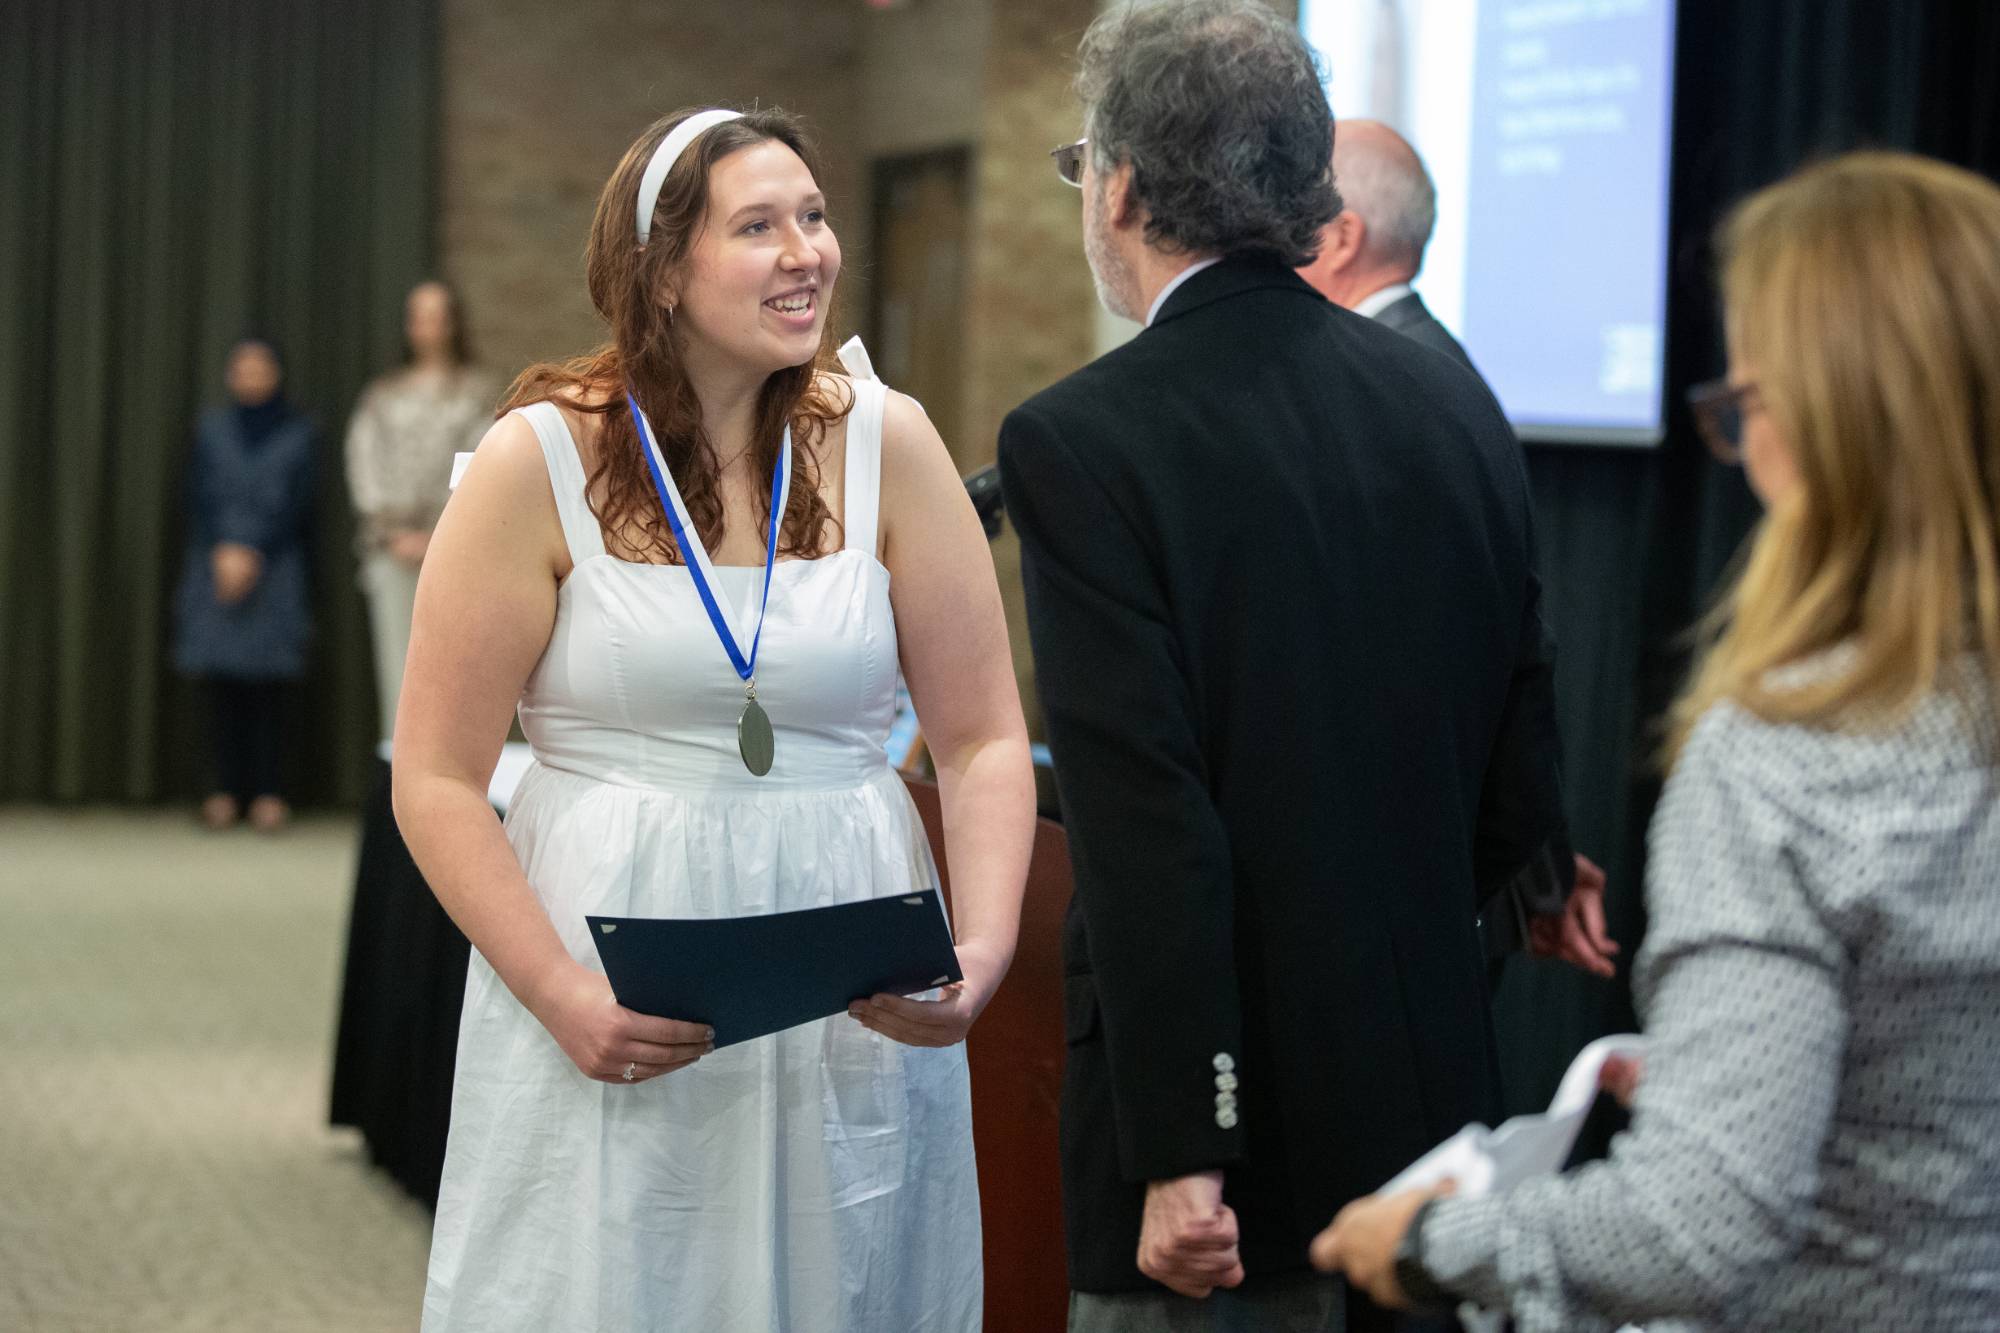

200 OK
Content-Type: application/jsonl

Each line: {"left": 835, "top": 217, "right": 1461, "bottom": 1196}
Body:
{"left": 670, "top": 140, "right": 840, "bottom": 378}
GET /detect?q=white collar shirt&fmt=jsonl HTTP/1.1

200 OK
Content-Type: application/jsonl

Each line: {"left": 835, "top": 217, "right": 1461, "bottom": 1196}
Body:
{"left": 1144, "top": 257, "right": 1224, "bottom": 327}
{"left": 1353, "top": 281, "right": 1415, "bottom": 320}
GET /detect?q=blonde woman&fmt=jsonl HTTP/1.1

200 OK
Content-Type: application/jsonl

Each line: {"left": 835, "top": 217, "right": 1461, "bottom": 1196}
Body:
{"left": 1314, "top": 151, "right": 2000, "bottom": 1330}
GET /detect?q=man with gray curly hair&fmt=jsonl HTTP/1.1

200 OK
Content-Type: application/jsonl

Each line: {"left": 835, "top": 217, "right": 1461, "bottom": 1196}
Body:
{"left": 998, "top": 3, "right": 1569, "bottom": 1330}
{"left": 1068, "top": 1, "right": 1339, "bottom": 320}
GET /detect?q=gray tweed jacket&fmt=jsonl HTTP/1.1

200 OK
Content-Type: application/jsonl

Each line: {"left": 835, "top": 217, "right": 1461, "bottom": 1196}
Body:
{"left": 1422, "top": 657, "right": 2000, "bottom": 1331}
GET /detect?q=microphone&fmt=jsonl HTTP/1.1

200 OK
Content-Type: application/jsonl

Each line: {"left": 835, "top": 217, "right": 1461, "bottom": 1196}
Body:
{"left": 963, "top": 464, "right": 1004, "bottom": 539}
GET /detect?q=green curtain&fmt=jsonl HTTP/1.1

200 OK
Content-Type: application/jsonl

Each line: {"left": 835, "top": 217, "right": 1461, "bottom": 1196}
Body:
{"left": 0, "top": 0, "right": 438, "bottom": 805}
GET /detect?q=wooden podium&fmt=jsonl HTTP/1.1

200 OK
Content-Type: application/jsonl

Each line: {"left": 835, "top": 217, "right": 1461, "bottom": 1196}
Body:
{"left": 902, "top": 777, "right": 1073, "bottom": 1332}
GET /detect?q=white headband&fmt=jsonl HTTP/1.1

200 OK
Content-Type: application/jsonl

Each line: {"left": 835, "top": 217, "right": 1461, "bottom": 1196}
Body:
{"left": 636, "top": 109, "right": 743, "bottom": 244}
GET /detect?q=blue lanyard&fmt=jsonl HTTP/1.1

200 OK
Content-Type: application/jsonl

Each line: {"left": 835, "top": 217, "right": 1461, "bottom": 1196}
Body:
{"left": 626, "top": 390, "right": 792, "bottom": 686}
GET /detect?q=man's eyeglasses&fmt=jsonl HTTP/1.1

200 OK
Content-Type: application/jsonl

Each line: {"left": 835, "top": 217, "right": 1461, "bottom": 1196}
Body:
{"left": 1686, "top": 377, "right": 1761, "bottom": 465}
{"left": 1050, "top": 137, "right": 1087, "bottom": 188}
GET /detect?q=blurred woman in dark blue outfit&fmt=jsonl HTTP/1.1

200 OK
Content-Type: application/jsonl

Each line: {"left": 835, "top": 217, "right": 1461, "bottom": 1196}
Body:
{"left": 173, "top": 336, "right": 317, "bottom": 831}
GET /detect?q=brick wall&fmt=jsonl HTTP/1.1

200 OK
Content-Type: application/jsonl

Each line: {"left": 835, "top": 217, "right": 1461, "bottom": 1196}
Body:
{"left": 964, "top": 0, "right": 1103, "bottom": 735}
{"left": 439, "top": 0, "right": 865, "bottom": 383}
{"left": 857, "top": 1, "right": 991, "bottom": 160}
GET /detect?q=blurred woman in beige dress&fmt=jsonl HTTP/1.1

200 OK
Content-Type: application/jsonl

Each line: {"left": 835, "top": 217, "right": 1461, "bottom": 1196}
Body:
{"left": 345, "top": 280, "right": 498, "bottom": 741}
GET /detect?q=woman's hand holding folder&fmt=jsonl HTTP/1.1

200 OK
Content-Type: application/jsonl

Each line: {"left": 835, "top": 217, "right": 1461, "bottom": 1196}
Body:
{"left": 531, "top": 961, "right": 715, "bottom": 1084}
{"left": 847, "top": 938, "right": 1009, "bottom": 1048}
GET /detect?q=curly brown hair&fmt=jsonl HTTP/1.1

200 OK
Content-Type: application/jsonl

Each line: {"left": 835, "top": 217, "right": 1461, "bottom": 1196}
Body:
{"left": 500, "top": 107, "right": 851, "bottom": 564}
{"left": 1076, "top": 1, "right": 1338, "bottom": 266}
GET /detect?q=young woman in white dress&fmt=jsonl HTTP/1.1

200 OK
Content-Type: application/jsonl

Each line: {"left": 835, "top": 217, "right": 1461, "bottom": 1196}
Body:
{"left": 393, "top": 107, "right": 1035, "bottom": 1331}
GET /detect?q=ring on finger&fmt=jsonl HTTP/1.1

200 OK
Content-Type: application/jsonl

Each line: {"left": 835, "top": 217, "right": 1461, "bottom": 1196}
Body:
{"left": 622, "top": 1061, "right": 638, "bottom": 1082}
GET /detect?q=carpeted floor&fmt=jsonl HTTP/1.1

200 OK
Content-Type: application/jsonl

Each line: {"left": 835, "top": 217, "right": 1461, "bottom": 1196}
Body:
{"left": 0, "top": 808, "right": 433, "bottom": 1332}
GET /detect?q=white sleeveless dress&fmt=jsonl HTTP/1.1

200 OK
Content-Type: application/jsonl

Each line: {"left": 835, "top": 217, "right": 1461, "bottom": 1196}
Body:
{"left": 422, "top": 374, "right": 983, "bottom": 1332}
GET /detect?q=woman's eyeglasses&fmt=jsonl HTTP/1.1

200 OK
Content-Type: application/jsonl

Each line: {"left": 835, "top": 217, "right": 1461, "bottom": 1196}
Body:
{"left": 1686, "top": 378, "right": 1760, "bottom": 465}
{"left": 1050, "top": 138, "right": 1087, "bottom": 188}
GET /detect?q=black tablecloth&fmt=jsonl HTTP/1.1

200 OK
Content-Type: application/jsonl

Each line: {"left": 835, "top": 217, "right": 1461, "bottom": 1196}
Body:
{"left": 327, "top": 757, "right": 468, "bottom": 1208}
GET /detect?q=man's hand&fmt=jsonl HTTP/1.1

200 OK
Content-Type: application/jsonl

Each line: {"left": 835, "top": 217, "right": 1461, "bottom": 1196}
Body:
{"left": 1137, "top": 1170, "right": 1244, "bottom": 1299}
{"left": 1528, "top": 853, "right": 1619, "bottom": 978}
{"left": 211, "top": 542, "right": 263, "bottom": 605}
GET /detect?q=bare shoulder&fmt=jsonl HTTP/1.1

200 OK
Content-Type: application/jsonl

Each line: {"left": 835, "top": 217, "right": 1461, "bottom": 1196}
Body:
{"left": 877, "top": 387, "right": 974, "bottom": 566}
{"left": 444, "top": 409, "right": 567, "bottom": 574}
{"left": 879, "top": 387, "right": 948, "bottom": 474}
{"left": 460, "top": 409, "right": 548, "bottom": 494}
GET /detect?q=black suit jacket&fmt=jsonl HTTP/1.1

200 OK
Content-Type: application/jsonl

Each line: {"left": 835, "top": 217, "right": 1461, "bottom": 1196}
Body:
{"left": 1373, "top": 289, "right": 1478, "bottom": 374}
{"left": 1368, "top": 288, "right": 1576, "bottom": 956}
{"left": 998, "top": 257, "right": 1566, "bottom": 1295}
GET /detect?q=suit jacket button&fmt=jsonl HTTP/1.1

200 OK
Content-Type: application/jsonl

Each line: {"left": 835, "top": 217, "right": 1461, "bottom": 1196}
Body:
{"left": 1212, "top": 1053, "right": 1235, "bottom": 1074}
{"left": 1215, "top": 1091, "right": 1237, "bottom": 1111}
{"left": 1215, "top": 1107, "right": 1239, "bottom": 1129}
{"left": 1215, "top": 1072, "right": 1238, "bottom": 1092}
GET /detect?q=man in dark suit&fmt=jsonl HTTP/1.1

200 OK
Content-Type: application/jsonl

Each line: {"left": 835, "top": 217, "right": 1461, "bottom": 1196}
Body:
{"left": 1297, "top": 118, "right": 1617, "bottom": 984}
{"left": 1295, "top": 120, "right": 1476, "bottom": 371}
{"left": 998, "top": 6, "right": 1571, "bottom": 1329}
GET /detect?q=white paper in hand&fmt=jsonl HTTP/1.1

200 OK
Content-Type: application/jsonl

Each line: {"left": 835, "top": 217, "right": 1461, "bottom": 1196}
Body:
{"left": 1381, "top": 1033, "right": 1645, "bottom": 1197}
{"left": 1381, "top": 1033, "right": 1646, "bottom": 1333}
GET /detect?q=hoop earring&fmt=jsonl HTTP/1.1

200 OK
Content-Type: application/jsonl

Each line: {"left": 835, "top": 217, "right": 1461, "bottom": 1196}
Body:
{"left": 666, "top": 303, "right": 676, "bottom": 323}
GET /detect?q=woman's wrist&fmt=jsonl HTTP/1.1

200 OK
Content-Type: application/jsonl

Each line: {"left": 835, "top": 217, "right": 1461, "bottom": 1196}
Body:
{"left": 517, "top": 951, "right": 590, "bottom": 1024}
{"left": 1394, "top": 1196, "right": 1457, "bottom": 1313}
{"left": 952, "top": 935, "right": 1015, "bottom": 1000}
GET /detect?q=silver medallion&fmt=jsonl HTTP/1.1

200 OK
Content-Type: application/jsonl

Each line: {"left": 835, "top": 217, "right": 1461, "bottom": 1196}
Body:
{"left": 738, "top": 696, "right": 775, "bottom": 776}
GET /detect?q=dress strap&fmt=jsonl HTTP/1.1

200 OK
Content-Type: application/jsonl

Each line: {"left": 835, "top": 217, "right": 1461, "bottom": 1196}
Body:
{"left": 842, "top": 375, "right": 887, "bottom": 561}
{"left": 513, "top": 401, "right": 606, "bottom": 566}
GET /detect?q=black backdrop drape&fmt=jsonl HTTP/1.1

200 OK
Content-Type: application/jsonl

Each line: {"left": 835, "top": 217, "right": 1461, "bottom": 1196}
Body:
{"left": 1492, "top": 0, "right": 2000, "bottom": 1111}
{"left": 0, "top": 0, "right": 437, "bottom": 806}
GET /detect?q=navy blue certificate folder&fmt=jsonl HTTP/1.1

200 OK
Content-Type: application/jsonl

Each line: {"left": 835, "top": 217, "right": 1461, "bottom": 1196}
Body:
{"left": 586, "top": 889, "right": 962, "bottom": 1048}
